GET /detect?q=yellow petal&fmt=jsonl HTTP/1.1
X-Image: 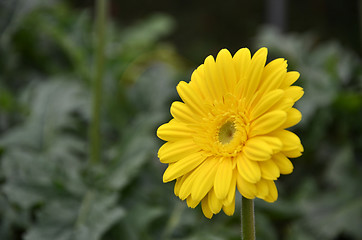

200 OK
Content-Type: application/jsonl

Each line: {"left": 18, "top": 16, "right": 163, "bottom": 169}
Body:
{"left": 186, "top": 195, "right": 199, "bottom": 208}
{"left": 236, "top": 172, "right": 257, "bottom": 199}
{"left": 223, "top": 173, "right": 236, "bottom": 206}
{"left": 190, "top": 65, "right": 212, "bottom": 101}
{"left": 163, "top": 152, "right": 206, "bottom": 182}
{"left": 176, "top": 81, "right": 207, "bottom": 116}
{"left": 258, "top": 58, "right": 287, "bottom": 95}
{"left": 273, "top": 153, "right": 294, "bottom": 174}
{"left": 208, "top": 189, "right": 223, "bottom": 214}
{"left": 280, "top": 71, "right": 300, "bottom": 88}
{"left": 214, "top": 158, "right": 233, "bottom": 200}
{"left": 201, "top": 196, "right": 213, "bottom": 219}
{"left": 256, "top": 179, "right": 269, "bottom": 199}
{"left": 216, "top": 49, "right": 237, "bottom": 92}
{"left": 204, "top": 55, "right": 223, "bottom": 101}
{"left": 259, "top": 160, "right": 280, "bottom": 180}
{"left": 282, "top": 108, "right": 302, "bottom": 129}
{"left": 284, "top": 86, "right": 304, "bottom": 102}
{"left": 249, "top": 89, "right": 284, "bottom": 121}
{"left": 157, "top": 120, "right": 192, "bottom": 142}
{"left": 283, "top": 149, "right": 303, "bottom": 158}
{"left": 258, "top": 136, "right": 283, "bottom": 154}
{"left": 170, "top": 101, "right": 198, "bottom": 123}
{"left": 222, "top": 195, "right": 235, "bottom": 216}
{"left": 158, "top": 139, "right": 199, "bottom": 163}
{"left": 243, "top": 137, "right": 273, "bottom": 161}
{"left": 244, "top": 48, "right": 268, "bottom": 100}
{"left": 233, "top": 48, "right": 252, "bottom": 99}
{"left": 264, "top": 180, "right": 278, "bottom": 202}
{"left": 178, "top": 169, "right": 199, "bottom": 200}
{"left": 236, "top": 154, "right": 261, "bottom": 183}
{"left": 191, "top": 157, "right": 219, "bottom": 202}
{"left": 250, "top": 110, "right": 287, "bottom": 137}
{"left": 269, "top": 97, "right": 294, "bottom": 112}
{"left": 174, "top": 174, "right": 188, "bottom": 196}
{"left": 272, "top": 130, "right": 302, "bottom": 151}
{"left": 233, "top": 48, "right": 251, "bottom": 81}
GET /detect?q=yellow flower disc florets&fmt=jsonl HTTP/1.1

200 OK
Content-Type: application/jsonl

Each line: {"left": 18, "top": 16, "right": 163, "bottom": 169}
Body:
{"left": 218, "top": 120, "right": 237, "bottom": 144}
{"left": 157, "top": 47, "right": 304, "bottom": 218}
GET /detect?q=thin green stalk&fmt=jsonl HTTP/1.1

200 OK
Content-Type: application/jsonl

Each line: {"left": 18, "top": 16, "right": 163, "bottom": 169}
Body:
{"left": 359, "top": 0, "right": 362, "bottom": 54}
{"left": 242, "top": 197, "right": 255, "bottom": 240}
{"left": 162, "top": 202, "right": 185, "bottom": 240}
{"left": 90, "top": 0, "right": 107, "bottom": 165}
{"left": 75, "top": 190, "right": 95, "bottom": 227}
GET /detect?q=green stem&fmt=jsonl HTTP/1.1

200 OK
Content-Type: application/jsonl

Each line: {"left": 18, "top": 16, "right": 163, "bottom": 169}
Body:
{"left": 90, "top": 0, "right": 107, "bottom": 165}
{"left": 242, "top": 197, "right": 255, "bottom": 240}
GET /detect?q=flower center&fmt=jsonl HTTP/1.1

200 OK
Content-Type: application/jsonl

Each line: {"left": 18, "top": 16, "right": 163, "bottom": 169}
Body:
{"left": 192, "top": 96, "right": 250, "bottom": 157}
{"left": 218, "top": 121, "right": 236, "bottom": 144}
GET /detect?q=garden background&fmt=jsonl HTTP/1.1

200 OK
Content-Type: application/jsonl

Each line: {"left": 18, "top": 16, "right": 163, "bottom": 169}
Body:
{"left": 0, "top": 0, "right": 361, "bottom": 239}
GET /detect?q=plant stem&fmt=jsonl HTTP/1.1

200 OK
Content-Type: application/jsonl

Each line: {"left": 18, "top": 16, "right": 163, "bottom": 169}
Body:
{"left": 90, "top": 0, "right": 107, "bottom": 165}
{"left": 242, "top": 197, "right": 255, "bottom": 240}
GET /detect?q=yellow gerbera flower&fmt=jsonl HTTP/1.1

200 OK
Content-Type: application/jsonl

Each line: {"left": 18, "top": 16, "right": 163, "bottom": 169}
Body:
{"left": 157, "top": 47, "right": 304, "bottom": 218}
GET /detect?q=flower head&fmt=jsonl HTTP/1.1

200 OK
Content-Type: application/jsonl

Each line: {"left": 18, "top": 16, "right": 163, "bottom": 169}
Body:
{"left": 157, "top": 47, "right": 303, "bottom": 218}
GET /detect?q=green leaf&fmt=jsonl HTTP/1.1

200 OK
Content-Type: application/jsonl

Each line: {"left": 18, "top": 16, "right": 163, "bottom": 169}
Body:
{"left": 24, "top": 193, "right": 125, "bottom": 240}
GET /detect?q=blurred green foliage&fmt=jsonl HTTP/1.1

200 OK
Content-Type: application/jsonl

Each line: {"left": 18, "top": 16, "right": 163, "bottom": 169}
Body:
{"left": 0, "top": 1, "right": 361, "bottom": 240}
